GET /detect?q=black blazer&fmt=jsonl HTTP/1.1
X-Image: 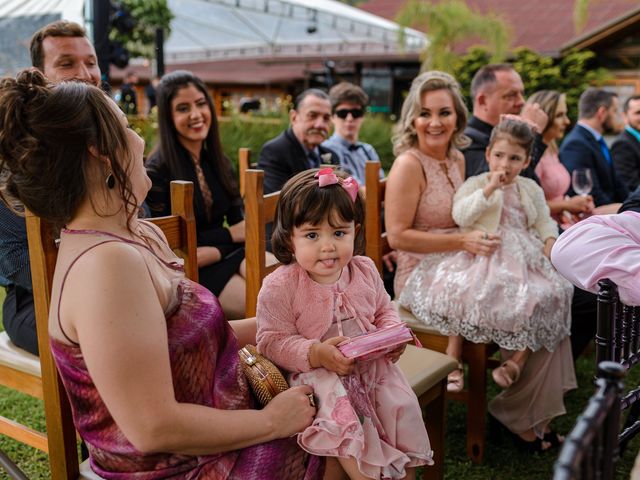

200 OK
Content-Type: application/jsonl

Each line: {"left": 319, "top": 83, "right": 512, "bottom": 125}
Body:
{"left": 257, "top": 128, "right": 339, "bottom": 194}
{"left": 559, "top": 124, "right": 629, "bottom": 206}
{"left": 611, "top": 129, "right": 640, "bottom": 192}
{"left": 146, "top": 149, "right": 243, "bottom": 253}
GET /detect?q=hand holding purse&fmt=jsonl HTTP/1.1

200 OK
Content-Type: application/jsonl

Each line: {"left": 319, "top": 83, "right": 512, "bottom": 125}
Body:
{"left": 238, "top": 344, "right": 289, "bottom": 406}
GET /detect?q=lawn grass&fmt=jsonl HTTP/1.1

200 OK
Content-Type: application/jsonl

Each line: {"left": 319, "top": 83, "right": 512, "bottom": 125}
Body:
{"left": 1, "top": 284, "right": 639, "bottom": 479}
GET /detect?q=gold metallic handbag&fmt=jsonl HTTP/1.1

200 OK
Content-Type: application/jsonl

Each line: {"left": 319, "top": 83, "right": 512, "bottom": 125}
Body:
{"left": 238, "top": 344, "right": 289, "bottom": 406}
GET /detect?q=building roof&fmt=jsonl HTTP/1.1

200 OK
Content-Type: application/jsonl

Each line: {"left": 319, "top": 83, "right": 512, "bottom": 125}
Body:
{"left": 113, "top": 50, "right": 421, "bottom": 85}
{"left": 358, "top": 0, "right": 640, "bottom": 57}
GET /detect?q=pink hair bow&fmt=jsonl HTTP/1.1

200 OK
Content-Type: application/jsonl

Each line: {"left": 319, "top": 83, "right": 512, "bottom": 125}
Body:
{"left": 315, "top": 167, "right": 359, "bottom": 202}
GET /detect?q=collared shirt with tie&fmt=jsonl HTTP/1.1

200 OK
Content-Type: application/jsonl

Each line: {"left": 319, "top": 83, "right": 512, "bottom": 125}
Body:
{"left": 322, "top": 133, "right": 383, "bottom": 184}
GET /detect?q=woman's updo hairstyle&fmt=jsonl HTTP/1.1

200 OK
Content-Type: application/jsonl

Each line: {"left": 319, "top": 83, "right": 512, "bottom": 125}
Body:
{"left": 0, "top": 68, "right": 136, "bottom": 228}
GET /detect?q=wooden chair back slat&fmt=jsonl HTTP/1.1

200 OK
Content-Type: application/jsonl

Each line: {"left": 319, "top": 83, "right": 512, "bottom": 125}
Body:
{"left": 18, "top": 181, "right": 196, "bottom": 480}
{"left": 25, "top": 212, "right": 79, "bottom": 479}
{"left": 244, "top": 169, "right": 281, "bottom": 317}
{"left": 365, "top": 161, "right": 388, "bottom": 274}
{"left": 264, "top": 193, "right": 279, "bottom": 221}
{"left": 238, "top": 148, "right": 251, "bottom": 198}
{"left": 238, "top": 148, "right": 259, "bottom": 198}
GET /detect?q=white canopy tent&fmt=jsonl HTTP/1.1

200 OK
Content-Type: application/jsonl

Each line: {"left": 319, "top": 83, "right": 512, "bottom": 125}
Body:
{"left": 0, "top": 0, "right": 425, "bottom": 76}
{"left": 0, "top": 0, "right": 84, "bottom": 23}
{"left": 165, "top": 0, "right": 426, "bottom": 64}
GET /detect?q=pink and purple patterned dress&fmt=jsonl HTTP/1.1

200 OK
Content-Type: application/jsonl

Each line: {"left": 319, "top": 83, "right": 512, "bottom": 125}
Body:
{"left": 50, "top": 225, "right": 323, "bottom": 479}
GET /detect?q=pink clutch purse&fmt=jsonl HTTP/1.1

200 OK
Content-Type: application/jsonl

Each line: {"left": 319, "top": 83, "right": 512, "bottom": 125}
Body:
{"left": 337, "top": 323, "right": 421, "bottom": 362}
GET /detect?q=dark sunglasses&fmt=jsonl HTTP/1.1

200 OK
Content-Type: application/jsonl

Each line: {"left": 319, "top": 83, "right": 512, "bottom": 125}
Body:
{"left": 335, "top": 108, "right": 364, "bottom": 119}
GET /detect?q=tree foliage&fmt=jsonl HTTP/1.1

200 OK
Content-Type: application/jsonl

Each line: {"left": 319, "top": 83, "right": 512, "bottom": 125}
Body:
{"left": 453, "top": 46, "right": 611, "bottom": 120}
{"left": 396, "top": 0, "right": 510, "bottom": 72}
{"left": 573, "top": 0, "right": 591, "bottom": 33}
{"left": 110, "top": 0, "right": 174, "bottom": 59}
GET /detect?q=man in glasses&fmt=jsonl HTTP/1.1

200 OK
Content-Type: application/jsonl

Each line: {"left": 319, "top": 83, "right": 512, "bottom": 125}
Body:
{"left": 258, "top": 88, "right": 339, "bottom": 194}
{"left": 323, "top": 82, "right": 383, "bottom": 185}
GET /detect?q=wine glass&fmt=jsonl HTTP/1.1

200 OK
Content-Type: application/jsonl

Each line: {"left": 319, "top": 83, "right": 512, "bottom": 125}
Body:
{"left": 572, "top": 168, "right": 593, "bottom": 196}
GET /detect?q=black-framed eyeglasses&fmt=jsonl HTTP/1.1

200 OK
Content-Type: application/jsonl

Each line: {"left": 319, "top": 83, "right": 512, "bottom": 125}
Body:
{"left": 334, "top": 108, "right": 364, "bottom": 119}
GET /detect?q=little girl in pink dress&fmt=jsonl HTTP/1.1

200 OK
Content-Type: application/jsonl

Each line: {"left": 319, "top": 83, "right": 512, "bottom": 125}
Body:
{"left": 257, "top": 168, "right": 431, "bottom": 480}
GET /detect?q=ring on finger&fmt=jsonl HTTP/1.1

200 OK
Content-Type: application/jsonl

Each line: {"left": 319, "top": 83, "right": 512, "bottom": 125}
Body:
{"left": 483, "top": 232, "right": 488, "bottom": 240}
{"left": 307, "top": 393, "right": 316, "bottom": 408}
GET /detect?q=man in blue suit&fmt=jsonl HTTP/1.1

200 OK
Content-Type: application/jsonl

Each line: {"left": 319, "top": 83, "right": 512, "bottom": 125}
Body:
{"left": 560, "top": 88, "right": 629, "bottom": 206}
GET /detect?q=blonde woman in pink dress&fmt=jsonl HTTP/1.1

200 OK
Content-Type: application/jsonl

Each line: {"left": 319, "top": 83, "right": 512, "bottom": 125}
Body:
{"left": 387, "top": 72, "right": 576, "bottom": 453}
{"left": 257, "top": 169, "right": 431, "bottom": 480}
{"left": 385, "top": 71, "right": 500, "bottom": 395}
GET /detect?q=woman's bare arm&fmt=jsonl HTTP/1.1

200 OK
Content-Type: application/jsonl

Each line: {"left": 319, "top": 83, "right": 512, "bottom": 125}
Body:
{"left": 62, "top": 242, "right": 313, "bottom": 455}
{"left": 229, "top": 317, "right": 257, "bottom": 347}
{"left": 384, "top": 153, "right": 499, "bottom": 255}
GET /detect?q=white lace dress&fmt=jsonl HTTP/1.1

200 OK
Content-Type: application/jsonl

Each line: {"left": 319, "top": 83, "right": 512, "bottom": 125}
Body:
{"left": 399, "top": 183, "right": 572, "bottom": 352}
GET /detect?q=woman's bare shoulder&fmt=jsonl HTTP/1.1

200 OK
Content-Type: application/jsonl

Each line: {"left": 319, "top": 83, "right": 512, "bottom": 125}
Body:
{"left": 390, "top": 150, "right": 424, "bottom": 181}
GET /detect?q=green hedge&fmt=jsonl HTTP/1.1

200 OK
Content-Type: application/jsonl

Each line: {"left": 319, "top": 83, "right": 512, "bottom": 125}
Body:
{"left": 132, "top": 113, "right": 396, "bottom": 176}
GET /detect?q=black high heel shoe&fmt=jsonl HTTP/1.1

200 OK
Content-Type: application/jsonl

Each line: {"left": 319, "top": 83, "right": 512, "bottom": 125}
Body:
{"left": 543, "top": 430, "right": 564, "bottom": 448}
{"left": 489, "top": 414, "right": 552, "bottom": 454}
{"left": 511, "top": 434, "right": 551, "bottom": 454}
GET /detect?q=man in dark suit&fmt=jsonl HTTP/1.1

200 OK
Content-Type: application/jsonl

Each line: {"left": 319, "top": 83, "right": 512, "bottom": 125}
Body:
{"left": 258, "top": 89, "right": 339, "bottom": 193}
{"left": 560, "top": 88, "right": 629, "bottom": 206}
{"left": 612, "top": 95, "right": 640, "bottom": 192}
{"left": 463, "top": 63, "right": 548, "bottom": 181}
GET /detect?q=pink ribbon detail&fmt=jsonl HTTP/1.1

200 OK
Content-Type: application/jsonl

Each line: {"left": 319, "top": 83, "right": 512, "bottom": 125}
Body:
{"left": 341, "top": 177, "right": 359, "bottom": 202}
{"left": 315, "top": 168, "right": 359, "bottom": 202}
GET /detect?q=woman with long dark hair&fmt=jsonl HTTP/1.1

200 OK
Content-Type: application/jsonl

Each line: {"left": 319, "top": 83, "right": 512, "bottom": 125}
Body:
{"left": 146, "top": 70, "right": 247, "bottom": 318}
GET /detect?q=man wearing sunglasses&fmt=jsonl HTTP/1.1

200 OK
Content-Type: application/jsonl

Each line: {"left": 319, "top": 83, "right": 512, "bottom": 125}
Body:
{"left": 323, "top": 82, "right": 383, "bottom": 185}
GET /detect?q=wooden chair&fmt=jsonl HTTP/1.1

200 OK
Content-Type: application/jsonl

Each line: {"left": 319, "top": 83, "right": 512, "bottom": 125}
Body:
{"left": 244, "top": 168, "right": 457, "bottom": 479}
{"left": 238, "top": 147, "right": 256, "bottom": 198}
{"left": 0, "top": 181, "right": 196, "bottom": 480}
{"left": 364, "top": 160, "right": 498, "bottom": 464}
{"left": 553, "top": 361, "right": 625, "bottom": 480}
{"left": 595, "top": 279, "right": 640, "bottom": 450}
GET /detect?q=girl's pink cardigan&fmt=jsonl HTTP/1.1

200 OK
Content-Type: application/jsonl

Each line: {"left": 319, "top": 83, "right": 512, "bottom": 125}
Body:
{"left": 256, "top": 256, "right": 400, "bottom": 372}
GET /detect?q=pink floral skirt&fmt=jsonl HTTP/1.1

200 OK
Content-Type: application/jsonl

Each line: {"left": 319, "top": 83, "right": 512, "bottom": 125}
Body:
{"left": 289, "top": 320, "right": 432, "bottom": 479}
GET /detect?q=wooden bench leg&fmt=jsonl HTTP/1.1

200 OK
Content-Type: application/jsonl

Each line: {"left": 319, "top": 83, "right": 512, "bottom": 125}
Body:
{"left": 422, "top": 379, "right": 447, "bottom": 480}
{"left": 465, "top": 343, "right": 488, "bottom": 464}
